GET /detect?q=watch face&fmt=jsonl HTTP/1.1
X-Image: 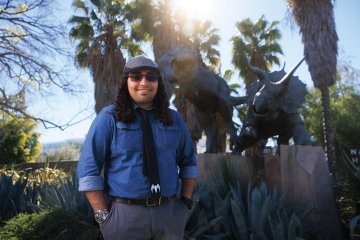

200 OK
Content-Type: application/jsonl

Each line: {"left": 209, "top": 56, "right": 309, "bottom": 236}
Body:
{"left": 95, "top": 210, "right": 109, "bottom": 224}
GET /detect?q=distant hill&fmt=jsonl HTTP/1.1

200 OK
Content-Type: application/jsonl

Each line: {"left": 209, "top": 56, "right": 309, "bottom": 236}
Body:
{"left": 41, "top": 138, "right": 84, "bottom": 154}
{"left": 41, "top": 135, "right": 208, "bottom": 154}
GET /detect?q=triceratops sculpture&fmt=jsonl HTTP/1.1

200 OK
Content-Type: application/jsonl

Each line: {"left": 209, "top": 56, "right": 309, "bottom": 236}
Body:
{"left": 232, "top": 58, "right": 313, "bottom": 154}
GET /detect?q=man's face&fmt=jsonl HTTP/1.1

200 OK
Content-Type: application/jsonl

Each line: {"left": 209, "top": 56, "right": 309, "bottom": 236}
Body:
{"left": 127, "top": 69, "right": 159, "bottom": 109}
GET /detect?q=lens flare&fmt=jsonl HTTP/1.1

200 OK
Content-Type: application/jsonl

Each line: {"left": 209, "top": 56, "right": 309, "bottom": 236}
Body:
{"left": 171, "top": 0, "right": 216, "bottom": 21}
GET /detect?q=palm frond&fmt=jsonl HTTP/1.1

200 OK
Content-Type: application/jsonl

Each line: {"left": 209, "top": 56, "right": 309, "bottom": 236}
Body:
{"left": 71, "top": 0, "right": 89, "bottom": 14}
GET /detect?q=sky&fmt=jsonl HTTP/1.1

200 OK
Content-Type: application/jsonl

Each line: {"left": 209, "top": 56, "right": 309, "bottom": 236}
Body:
{"left": 35, "top": 0, "right": 360, "bottom": 144}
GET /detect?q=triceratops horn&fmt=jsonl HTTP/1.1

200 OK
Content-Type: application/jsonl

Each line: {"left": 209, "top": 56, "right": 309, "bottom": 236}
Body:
{"left": 276, "top": 57, "right": 305, "bottom": 85}
{"left": 247, "top": 64, "right": 267, "bottom": 81}
{"left": 281, "top": 62, "right": 286, "bottom": 71}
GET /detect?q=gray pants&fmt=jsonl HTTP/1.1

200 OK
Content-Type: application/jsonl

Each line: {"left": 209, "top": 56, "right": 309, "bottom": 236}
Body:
{"left": 100, "top": 198, "right": 189, "bottom": 240}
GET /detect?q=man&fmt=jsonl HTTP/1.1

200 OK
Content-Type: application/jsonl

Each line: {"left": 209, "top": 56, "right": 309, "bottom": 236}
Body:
{"left": 76, "top": 55, "right": 198, "bottom": 239}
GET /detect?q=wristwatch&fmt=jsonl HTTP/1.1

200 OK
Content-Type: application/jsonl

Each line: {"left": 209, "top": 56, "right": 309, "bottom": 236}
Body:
{"left": 180, "top": 196, "right": 193, "bottom": 210}
{"left": 94, "top": 209, "right": 109, "bottom": 224}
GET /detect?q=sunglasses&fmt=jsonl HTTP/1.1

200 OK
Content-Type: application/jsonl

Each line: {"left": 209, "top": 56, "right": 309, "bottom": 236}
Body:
{"left": 128, "top": 72, "right": 159, "bottom": 82}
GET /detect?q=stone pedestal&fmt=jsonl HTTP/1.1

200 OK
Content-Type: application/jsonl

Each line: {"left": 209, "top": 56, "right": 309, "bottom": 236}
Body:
{"left": 278, "top": 145, "right": 345, "bottom": 240}
{"left": 198, "top": 146, "right": 345, "bottom": 240}
{"left": 264, "top": 153, "right": 280, "bottom": 190}
{"left": 196, "top": 153, "right": 254, "bottom": 190}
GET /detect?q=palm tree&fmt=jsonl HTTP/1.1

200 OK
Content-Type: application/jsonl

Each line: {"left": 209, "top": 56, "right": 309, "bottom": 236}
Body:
{"left": 69, "top": 0, "right": 142, "bottom": 113}
{"left": 176, "top": 17, "right": 221, "bottom": 72}
{"left": 231, "top": 15, "right": 283, "bottom": 88}
{"left": 286, "top": 0, "right": 338, "bottom": 168}
{"left": 126, "top": 0, "right": 177, "bottom": 61}
{"left": 231, "top": 16, "right": 283, "bottom": 166}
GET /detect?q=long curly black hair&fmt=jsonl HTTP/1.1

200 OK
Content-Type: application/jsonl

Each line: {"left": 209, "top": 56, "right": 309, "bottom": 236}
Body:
{"left": 115, "top": 73, "right": 173, "bottom": 125}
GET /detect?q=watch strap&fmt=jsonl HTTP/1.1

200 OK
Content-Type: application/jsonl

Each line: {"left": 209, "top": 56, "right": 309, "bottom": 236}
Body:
{"left": 180, "top": 196, "right": 193, "bottom": 210}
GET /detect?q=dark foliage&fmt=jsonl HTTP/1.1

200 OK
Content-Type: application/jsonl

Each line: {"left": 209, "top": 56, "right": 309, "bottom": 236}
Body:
{"left": 0, "top": 208, "right": 99, "bottom": 240}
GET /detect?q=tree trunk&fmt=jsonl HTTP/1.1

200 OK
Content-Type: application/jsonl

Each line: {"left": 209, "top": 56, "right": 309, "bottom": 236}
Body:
{"left": 152, "top": 0, "right": 177, "bottom": 61}
{"left": 93, "top": 32, "right": 125, "bottom": 114}
{"left": 173, "top": 92, "right": 202, "bottom": 152}
{"left": 287, "top": 0, "right": 338, "bottom": 166}
{"left": 320, "top": 85, "right": 337, "bottom": 170}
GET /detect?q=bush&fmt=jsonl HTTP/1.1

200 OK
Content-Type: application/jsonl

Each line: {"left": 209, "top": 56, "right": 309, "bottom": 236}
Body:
{"left": 302, "top": 85, "right": 360, "bottom": 148}
{"left": 0, "top": 115, "right": 41, "bottom": 164}
{"left": 0, "top": 208, "right": 99, "bottom": 240}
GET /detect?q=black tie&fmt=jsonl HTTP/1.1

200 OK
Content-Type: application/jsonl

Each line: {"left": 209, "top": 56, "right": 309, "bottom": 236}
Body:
{"left": 140, "top": 109, "right": 161, "bottom": 198}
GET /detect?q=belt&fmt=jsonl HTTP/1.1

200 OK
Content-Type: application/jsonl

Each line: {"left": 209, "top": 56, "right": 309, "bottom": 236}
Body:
{"left": 112, "top": 196, "right": 175, "bottom": 207}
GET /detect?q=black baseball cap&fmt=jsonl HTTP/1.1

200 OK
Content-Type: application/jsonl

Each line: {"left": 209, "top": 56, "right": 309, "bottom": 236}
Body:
{"left": 123, "top": 55, "right": 160, "bottom": 74}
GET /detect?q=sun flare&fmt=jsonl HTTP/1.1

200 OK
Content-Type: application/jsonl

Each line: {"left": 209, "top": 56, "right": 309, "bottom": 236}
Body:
{"left": 171, "top": 0, "right": 216, "bottom": 21}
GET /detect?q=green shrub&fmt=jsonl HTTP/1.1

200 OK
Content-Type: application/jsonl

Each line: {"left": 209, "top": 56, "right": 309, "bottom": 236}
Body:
{"left": 0, "top": 115, "right": 41, "bottom": 164}
{"left": 302, "top": 85, "right": 360, "bottom": 148}
{"left": 0, "top": 208, "right": 99, "bottom": 240}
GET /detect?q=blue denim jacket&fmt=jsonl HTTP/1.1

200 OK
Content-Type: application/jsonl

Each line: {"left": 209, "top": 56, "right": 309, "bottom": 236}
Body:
{"left": 76, "top": 104, "right": 198, "bottom": 199}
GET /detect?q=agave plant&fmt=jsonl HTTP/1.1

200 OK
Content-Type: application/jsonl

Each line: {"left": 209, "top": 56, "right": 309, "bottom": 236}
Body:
{"left": 0, "top": 173, "right": 40, "bottom": 223}
{"left": 30, "top": 167, "right": 67, "bottom": 185}
{"left": 36, "top": 171, "right": 93, "bottom": 220}
{"left": 186, "top": 182, "right": 313, "bottom": 240}
{"left": 185, "top": 154, "right": 314, "bottom": 240}
{"left": 0, "top": 167, "right": 92, "bottom": 224}
{"left": 184, "top": 184, "right": 228, "bottom": 239}
{"left": 349, "top": 215, "right": 360, "bottom": 240}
